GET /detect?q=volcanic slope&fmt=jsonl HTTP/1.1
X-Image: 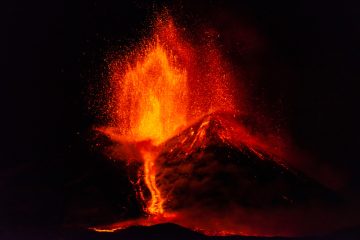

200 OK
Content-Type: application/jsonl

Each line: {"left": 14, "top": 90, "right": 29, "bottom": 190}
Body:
{"left": 154, "top": 112, "right": 338, "bottom": 211}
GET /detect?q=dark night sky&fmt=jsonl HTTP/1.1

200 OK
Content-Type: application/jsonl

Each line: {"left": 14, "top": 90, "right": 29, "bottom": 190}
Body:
{"left": 1, "top": 0, "right": 360, "bottom": 231}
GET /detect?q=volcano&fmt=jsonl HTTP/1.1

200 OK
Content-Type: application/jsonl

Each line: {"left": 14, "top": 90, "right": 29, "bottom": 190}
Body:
{"left": 91, "top": 112, "right": 339, "bottom": 236}
{"left": 91, "top": 13, "right": 340, "bottom": 236}
{"left": 155, "top": 112, "right": 338, "bottom": 212}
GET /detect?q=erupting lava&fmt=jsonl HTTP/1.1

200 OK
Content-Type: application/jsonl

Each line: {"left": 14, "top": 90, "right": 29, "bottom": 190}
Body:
{"left": 114, "top": 42, "right": 188, "bottom": 145}
{"left": 113, "top": 39, "right": 190, "bottom": 215}
{"left": 89, "top": 11, "right": 343, "bottom": 238}
{"left": 101, "top": 13, "right": 236, "bottom": 217}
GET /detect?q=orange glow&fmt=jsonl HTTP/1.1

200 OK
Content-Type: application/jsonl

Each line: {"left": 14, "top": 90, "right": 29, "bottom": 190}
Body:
{"left": 109, "top": 35, "right": 190, "bottom": 214}
{"left": 102, "top": 13, "right": 236, "bottom": 217}
{"left": 113, "top": 41, "right": 189, "bottom": 145}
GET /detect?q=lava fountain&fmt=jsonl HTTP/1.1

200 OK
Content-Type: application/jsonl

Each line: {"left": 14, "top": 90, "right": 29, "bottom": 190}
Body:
{"left": 100, "top": 14, "right": 237, "bottom": 217}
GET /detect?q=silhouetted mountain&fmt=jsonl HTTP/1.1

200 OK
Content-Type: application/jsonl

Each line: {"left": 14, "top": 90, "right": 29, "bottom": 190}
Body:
{"left": 155, "top": 112, "right": 339, "bottom": 211}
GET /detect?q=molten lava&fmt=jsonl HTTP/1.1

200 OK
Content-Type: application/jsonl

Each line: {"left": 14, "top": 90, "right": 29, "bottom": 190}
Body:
{"left": 101, "top": 14, "right": 236, "bottom": 217}
{"left": 141, "top": 148, "right": 164, "bottom": 215}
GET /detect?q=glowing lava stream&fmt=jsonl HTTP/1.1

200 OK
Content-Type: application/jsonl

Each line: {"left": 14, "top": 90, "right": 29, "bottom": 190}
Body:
{"left": 141, "top": 149, "right": 164, "bottom": 215}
